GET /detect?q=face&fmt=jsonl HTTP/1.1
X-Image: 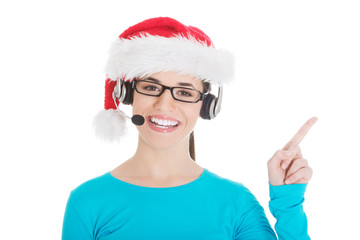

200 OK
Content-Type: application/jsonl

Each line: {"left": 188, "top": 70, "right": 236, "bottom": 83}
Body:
{"left": 132, "top": 71, "right": 204, "bottom": 150}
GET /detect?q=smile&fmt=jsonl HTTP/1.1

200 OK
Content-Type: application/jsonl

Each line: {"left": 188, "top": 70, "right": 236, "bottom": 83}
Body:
{"left": 147, "top": 115, "right": 181, "bottom": 133}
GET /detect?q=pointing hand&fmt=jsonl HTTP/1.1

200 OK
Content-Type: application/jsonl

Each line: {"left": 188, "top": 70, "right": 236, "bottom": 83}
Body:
{"left": 267, "top": 117, "right": 318, "bottom": 186}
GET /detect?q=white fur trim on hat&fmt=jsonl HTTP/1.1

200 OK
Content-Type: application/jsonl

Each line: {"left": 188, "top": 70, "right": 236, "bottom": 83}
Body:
{"left": 104, "top": 35, "right": 234, "bottom": 85}
{"left": 92, "top": 109, "right": 128, "bottom": 141}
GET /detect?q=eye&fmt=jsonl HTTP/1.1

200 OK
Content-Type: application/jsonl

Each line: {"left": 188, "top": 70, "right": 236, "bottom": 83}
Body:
{"left": 144, "top": 85, "right": 159, "bottom": 91}
{"left": 176, "top": 89, "right": 193, "bottom": 97}
{"left": 141, "top": 83, "right": 161, "bottom": 93}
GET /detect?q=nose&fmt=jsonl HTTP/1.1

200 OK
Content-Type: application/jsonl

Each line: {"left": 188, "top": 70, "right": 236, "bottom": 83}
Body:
{"left": 153, "top": 88, "right": 176, "bottom": 112}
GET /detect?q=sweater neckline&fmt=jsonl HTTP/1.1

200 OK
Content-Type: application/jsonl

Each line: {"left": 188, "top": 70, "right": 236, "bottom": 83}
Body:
{"left": 106, "top": 168, "right": 208, "bottom": 192}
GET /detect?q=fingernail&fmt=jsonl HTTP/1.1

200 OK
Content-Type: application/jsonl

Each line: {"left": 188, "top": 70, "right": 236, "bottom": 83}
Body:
{"left": 281, "top": 163, "right": 287, "bottom": 169}
{"left": 285, "top": 179, "right": 291, "bottom": 184}
{"left": 285, "top": 151, "right": 292, "bottom": 156}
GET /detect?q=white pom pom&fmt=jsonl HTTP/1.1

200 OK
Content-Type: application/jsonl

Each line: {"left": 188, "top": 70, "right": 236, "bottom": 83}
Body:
{"left": 92, "top": 109, "right": 128, "bottom": 142}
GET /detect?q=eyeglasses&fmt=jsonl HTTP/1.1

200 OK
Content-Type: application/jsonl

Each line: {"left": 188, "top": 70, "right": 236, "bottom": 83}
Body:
{"left": 134, "top": 79, "right": 204, "bottom": 103}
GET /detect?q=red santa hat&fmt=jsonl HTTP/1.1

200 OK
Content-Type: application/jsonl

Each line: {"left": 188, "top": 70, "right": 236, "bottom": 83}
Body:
{"left": 93, "top": 17, "right": 234, "bottom": 141}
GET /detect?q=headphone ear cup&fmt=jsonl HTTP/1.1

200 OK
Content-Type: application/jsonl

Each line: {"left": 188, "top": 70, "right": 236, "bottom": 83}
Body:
{"left": 121, "top": 81, "right": 134, "bottom": 105}
{"left": 200, "top": 93, "right": 216, "bottom": 120}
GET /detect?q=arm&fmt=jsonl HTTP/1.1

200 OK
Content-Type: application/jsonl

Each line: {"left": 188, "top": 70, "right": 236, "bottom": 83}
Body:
{"left": 269, "top": 184, "right": 310, "bottom": 240}
{"left": 267, "top": 117, "right": 317, "bottom": 239}
{"left": 234, "top": 183, "right": 309, "bottom": 240}
{"left": 234, "top": 190, "right": 278, "bottom": 240}
{"left": 234, "top": 186, "right": 277, "bottom": 240}
{"left": 62, "top": 197, "right": 92, "bottom": 240}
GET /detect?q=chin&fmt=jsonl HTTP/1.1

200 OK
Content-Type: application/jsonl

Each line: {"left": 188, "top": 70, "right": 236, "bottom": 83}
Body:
{"left": 135, "top": 112, "right": 198, "bottom": 150}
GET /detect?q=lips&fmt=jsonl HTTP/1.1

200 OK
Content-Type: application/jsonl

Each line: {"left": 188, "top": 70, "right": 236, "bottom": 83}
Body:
{"left": 147, "top": 115, "right": 181, "bottom": 133}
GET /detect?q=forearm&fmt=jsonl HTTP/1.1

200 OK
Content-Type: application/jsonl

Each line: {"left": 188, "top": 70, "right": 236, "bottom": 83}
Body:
{"left": 269, "top": 183, "right": 310, "bottom": 240}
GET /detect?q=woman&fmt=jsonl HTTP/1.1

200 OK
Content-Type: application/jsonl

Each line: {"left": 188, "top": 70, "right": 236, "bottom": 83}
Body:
{"left": 62, "top": 17, "right": 317, "bottom": 239}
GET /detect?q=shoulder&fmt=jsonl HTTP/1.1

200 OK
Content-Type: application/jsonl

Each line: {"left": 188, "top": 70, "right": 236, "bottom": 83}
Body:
{"left": 68, "top": 172, "right": 115, "bottom": 204}
{"left": 205, "top": 169, "right": 257, "bottom": 201}
{"left": 206, "top": 169, "right": 247, "bottom": 189}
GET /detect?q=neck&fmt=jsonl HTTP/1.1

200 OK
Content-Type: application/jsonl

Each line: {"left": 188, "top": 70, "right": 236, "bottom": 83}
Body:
{"left": 128, "top": 134, "right": 198, "bottom": 179}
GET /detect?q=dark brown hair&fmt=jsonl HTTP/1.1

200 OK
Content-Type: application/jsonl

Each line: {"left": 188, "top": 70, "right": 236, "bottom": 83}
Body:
{"left": 189, "top": 81, "right": 211, "bottom": 161}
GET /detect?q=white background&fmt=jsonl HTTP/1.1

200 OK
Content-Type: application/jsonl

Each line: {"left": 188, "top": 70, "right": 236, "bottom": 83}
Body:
{"left": 1, "top": 0, "right": 359, "bottom": 239}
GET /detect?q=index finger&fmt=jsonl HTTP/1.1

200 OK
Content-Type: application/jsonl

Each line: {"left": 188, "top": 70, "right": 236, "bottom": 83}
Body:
{"left": 283, "top": 117, "right": 318, "bottom": 149}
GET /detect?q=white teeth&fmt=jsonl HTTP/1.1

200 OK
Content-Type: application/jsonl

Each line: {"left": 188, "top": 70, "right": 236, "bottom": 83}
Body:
{"left": 150, "top": 117, "right": 179, "bottom": 127}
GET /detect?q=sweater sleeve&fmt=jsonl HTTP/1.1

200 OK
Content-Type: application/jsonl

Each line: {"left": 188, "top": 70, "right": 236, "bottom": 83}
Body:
{"left": 62, "top": 197, "right": 92, "bottom": 240}
{"left": 234, "top": 187, "right": 278, "bottom": 240}
{"left": 269, "top": 183, "right": 310, "bottom": 240}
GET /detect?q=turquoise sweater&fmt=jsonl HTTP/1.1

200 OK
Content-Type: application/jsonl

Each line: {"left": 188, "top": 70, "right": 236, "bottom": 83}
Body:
{"left": 62, "top": 168, "right": 309, "bottom": 239}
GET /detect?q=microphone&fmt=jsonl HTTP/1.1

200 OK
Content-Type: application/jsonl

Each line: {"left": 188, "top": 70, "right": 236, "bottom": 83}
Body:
{"left": 116, "top": 109, "right": 145, "bottom": 126}
{"left": 131, "top": 114, "right": 145, "bottom": 126}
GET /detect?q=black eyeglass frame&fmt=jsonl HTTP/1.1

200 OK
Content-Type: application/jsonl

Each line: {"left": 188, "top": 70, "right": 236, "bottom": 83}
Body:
{"left": 133, "top": 79, "right": 205, "bottom": 103}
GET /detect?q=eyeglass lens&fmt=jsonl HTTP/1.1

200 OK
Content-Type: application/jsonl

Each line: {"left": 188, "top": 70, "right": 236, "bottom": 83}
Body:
{"left": 135, "top": 81, "right": 202, "bottom": 103}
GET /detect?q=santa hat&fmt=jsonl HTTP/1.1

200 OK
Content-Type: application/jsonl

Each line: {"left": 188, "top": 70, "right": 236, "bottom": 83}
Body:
{"left": 93, "top": 17, "right": 234, "bottom": 141}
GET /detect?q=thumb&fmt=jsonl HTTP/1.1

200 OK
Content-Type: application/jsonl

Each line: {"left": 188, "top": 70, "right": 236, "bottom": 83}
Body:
{"left": 268, "top": 149, "right": 294, "bottom": 170}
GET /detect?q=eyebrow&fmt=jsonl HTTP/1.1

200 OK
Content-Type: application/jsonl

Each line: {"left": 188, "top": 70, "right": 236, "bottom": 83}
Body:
{"left": 146, "top": 77, "right": 196, "bottom": 88}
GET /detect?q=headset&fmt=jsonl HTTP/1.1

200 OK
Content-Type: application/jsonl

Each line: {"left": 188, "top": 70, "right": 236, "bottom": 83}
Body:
{"left": 112, "top": 79, "right": 223, "bottom": 120}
